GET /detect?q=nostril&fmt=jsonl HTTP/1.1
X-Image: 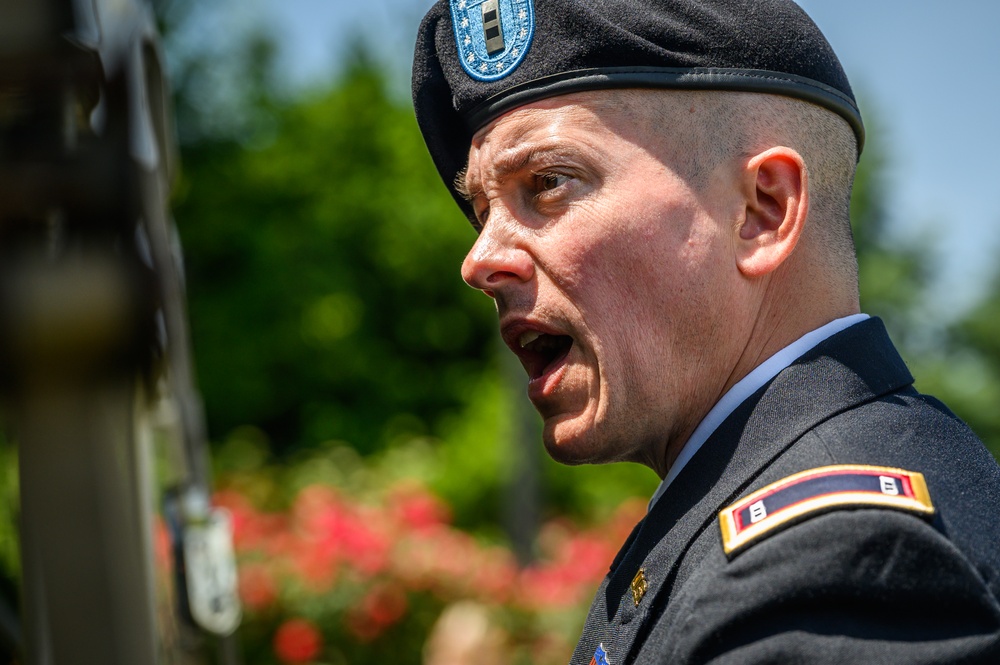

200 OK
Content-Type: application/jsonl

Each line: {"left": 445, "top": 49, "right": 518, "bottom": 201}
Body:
{"left": 483, "top": 289, "right": 496, "bottom": 298}
{"left": 486, "top": 270, "right": 519, "bottom": 284}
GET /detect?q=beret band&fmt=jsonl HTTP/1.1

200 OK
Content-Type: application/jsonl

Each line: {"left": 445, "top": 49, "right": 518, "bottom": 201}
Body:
{"left": 466, "top": 66, "right": 865, "bottom": 151}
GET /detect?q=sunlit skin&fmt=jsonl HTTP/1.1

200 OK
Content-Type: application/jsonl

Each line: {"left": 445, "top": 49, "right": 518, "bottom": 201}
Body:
{"left": 460, "top": 91, "right": 852, "bottom": 478}
{"left": 459, "top": 94, "right": 740, "bottom": 475}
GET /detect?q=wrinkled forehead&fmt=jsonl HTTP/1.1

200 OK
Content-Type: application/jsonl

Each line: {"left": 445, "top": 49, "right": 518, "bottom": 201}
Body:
{"left": 462, "top": 90, "right": 656, "bottom": 191}
{"left": 460, "top": 96, "right": 603, "bottom": 197}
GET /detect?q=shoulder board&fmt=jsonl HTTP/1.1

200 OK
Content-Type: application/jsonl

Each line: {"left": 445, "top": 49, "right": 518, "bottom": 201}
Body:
{"left": 719, "top": 464, "right": 934, "bottom": 558}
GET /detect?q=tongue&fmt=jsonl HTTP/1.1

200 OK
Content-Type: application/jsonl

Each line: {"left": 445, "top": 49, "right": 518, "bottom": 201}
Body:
{"left": 526, "top": 333, "right": 572, "bottom": 378}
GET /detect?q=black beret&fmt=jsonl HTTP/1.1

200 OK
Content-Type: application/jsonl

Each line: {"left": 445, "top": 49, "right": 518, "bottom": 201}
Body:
{"left": 411, "top": 0, "right": 864, "bottom": 219}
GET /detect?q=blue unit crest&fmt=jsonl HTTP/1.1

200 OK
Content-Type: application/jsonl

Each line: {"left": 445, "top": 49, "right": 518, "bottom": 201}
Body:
{"left": 589, "top": 643, "right": 611, "bottom": 665}
{"left": 450, "top": 0, "right": 534, "bottom": 81}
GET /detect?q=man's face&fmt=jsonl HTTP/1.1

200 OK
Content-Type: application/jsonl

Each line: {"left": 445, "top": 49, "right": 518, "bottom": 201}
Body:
{"left": 461, "top": 92, "right": 747, "bottom": 475}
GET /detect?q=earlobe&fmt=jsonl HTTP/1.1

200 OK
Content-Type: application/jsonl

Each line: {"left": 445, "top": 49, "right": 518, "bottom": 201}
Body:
{"left": 736, "top": 147, "right": 808, "bottom": 278}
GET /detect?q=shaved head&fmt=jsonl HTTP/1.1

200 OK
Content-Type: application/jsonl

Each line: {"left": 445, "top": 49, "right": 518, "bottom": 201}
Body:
{"left": 610, "top": 89, "right": 860, "bottom": 292}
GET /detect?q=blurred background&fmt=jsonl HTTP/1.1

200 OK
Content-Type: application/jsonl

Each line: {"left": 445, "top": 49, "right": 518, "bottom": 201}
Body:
{"left": 1, "top": 1, "right": 998, "bottom": 663}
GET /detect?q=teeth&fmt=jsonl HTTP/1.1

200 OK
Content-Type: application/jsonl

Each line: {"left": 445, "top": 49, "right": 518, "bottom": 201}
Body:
{"left": 519, "top": 330, "right": 542, "bottom": 348}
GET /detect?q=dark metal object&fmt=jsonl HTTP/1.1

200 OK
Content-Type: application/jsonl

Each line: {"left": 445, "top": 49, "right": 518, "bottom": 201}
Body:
{"left": 0, "top": 0, "right": 240, "bottom": 662}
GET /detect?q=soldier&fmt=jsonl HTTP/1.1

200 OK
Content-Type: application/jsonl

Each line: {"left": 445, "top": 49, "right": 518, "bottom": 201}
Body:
{"left": 412, "top": 1, "right": 1000, "bottom": 662}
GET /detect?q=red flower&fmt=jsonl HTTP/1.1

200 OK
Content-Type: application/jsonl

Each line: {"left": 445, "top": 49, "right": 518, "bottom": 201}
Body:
{"left": 345, "top": 582, "right": 409, "bottom": 642}
{"left": 152, "top": 517, "right": 173, "bottom": 570}
{"left": 389, "top": 484, "right": 452, "bottom": 531}
{"left": 364, "top": 582, "right": 408, "bottom": 627}
{"left": 238, "top": 562, "right": 278, "bottom": 611}
{"left": 560, "top": 535, "right": 615, "bottom": 584}
{"left": 273, "top": 618, "right": 322, "bottom": 664}
{"left": 518, "top": 566, "right": 580, "bottom": 609}
{"left": 212, "top": 490, "right": 259, "bottom": 550}
{"left": 292, "top": 486, "right": 390, "bottom": 578}
{"left": 290, "top": 542, "right": 340, "bottom": 590}
{"left": 213, "top": 489, "right": 289, "bottom": 555}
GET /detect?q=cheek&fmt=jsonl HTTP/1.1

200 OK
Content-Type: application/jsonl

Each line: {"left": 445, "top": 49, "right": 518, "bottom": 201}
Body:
{"left": 578, "top": 210, "right": 728, "bottom": 372}
{"left": 543, "top": 199, "right": 671, "bottom": 291}
{"left": 537, "top": 188, "right": 726, "bottom": 344}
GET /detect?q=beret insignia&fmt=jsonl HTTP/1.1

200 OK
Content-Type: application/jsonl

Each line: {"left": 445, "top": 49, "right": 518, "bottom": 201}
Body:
{"left": 719, "top": 465, "right": 935, "bottom": 558}
{"left": 450, "top": 0, "right": 534, "bottom": 82}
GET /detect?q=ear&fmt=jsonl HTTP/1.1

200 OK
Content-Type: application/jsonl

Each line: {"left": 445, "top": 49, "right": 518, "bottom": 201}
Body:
{"left": 736, "top": 147, "right": 808, "bottom": 278}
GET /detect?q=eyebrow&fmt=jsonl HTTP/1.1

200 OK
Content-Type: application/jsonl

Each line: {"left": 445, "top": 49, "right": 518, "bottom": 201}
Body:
{"left": 454, "top": 167, "right": 471, "bottom": 201}
{"left": 460, "top": 143, "right": 570, "bottom": 202}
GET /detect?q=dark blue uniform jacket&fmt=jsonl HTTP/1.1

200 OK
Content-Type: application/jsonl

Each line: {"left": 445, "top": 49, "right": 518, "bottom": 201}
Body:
{"left": 571, "top": 317, "right": 1000, "bottom": 665}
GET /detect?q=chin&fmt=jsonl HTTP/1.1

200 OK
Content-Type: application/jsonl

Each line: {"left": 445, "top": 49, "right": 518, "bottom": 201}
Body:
{"left": 540, "top": 414, "right": 624, "bottom": 466}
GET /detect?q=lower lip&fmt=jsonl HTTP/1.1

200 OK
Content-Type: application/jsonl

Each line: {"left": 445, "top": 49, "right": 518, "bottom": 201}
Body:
{"left": 527, "top": 354, "right": 569, "bottom": 402}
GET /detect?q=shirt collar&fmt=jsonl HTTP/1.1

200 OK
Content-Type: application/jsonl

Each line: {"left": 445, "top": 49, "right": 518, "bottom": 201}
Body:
{"left": 647, "top": 313, "right": 870, "bottom": 511}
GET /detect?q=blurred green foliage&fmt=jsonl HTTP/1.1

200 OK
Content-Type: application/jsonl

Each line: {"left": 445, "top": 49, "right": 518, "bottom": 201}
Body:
{"left": 850, "top": 111, "right": 931, "bottom": 339}
{"left": 174, "top": 57, "right": 496, "bottom": 458}
{"left": 942, "top": 282, "right": 1000, "bottom": 449}
{"left": 847, "top": 107, "right": 1000, "bottom": 460}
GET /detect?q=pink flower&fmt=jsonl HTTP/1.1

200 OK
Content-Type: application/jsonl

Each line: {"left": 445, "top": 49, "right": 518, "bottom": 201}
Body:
{"left": 213, "top": 489, "right": 288, "bottom": 555}
{"left": 289, "top": 542, "right": 339, "bottom": 590}
{"left": 341, "top": 506, "right": 391, "bottom": 576}
{"left": 292, "top": 486, "right": 390, "bottom": 578}
{"left": 517, "top": 566, "right": 580, "bottom": 609}
{"left": 239, "top": 561, "right": 278, "bottom": 610}
{"left": 559, "top": 535, "right": 615, "bottom": 584}
{"left": 473, "top": 547, "right": 518, "bottom": 603}
{"left": 212, "top": 490, "right": 259, "bottom": 551}
{"left": 273, "top": 618, "right": 322, "bottom": 664}
{"left": 389, "top": 484, "right": 452, "bottom": 531}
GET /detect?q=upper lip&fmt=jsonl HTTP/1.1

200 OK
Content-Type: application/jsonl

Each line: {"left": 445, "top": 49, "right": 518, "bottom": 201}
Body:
{"left": 500, "top": 317, "right": 562, "bottom": 353}
{"left": 500, "top": 317, "right": 573, "bottom": 380}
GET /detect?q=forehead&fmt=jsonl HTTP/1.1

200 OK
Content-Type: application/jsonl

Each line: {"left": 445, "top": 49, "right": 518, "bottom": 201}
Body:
{"left": 471, "top": 91, "right": 633, "bottom": 149}
{"left": 463, "top": 91, "right": 656, "bottom": 193}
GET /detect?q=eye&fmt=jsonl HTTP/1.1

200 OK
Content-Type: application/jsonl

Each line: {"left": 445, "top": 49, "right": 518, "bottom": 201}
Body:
{"left": 537, "top": 172, "right": 570, "bottom": 192}
{"left": 472, "top": 200, "right": 490, "bottom": 231}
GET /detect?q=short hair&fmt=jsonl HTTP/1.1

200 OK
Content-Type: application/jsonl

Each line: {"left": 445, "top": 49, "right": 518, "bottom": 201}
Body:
{"left": 609, "top": 89, "right": 860, "bottom": 288}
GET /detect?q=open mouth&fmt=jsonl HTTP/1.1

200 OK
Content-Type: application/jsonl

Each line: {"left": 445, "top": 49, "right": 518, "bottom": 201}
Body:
{"left": 515, "top": 330, "right": 573, "bottom": 380}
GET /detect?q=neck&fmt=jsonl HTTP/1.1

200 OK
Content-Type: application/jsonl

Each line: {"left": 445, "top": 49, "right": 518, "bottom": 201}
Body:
{"left": 726, "top": 268, "right": 860, "bottom": 401}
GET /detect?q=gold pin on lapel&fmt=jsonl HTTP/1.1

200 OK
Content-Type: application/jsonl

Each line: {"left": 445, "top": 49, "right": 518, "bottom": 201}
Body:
{"left": 630, "top": 568, "right": 648, "bottom": 606}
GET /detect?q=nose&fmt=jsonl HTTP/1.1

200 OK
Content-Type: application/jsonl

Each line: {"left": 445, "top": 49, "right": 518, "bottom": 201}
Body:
{"left": 461, "top": 221, "right": 534, "bottom": 296}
